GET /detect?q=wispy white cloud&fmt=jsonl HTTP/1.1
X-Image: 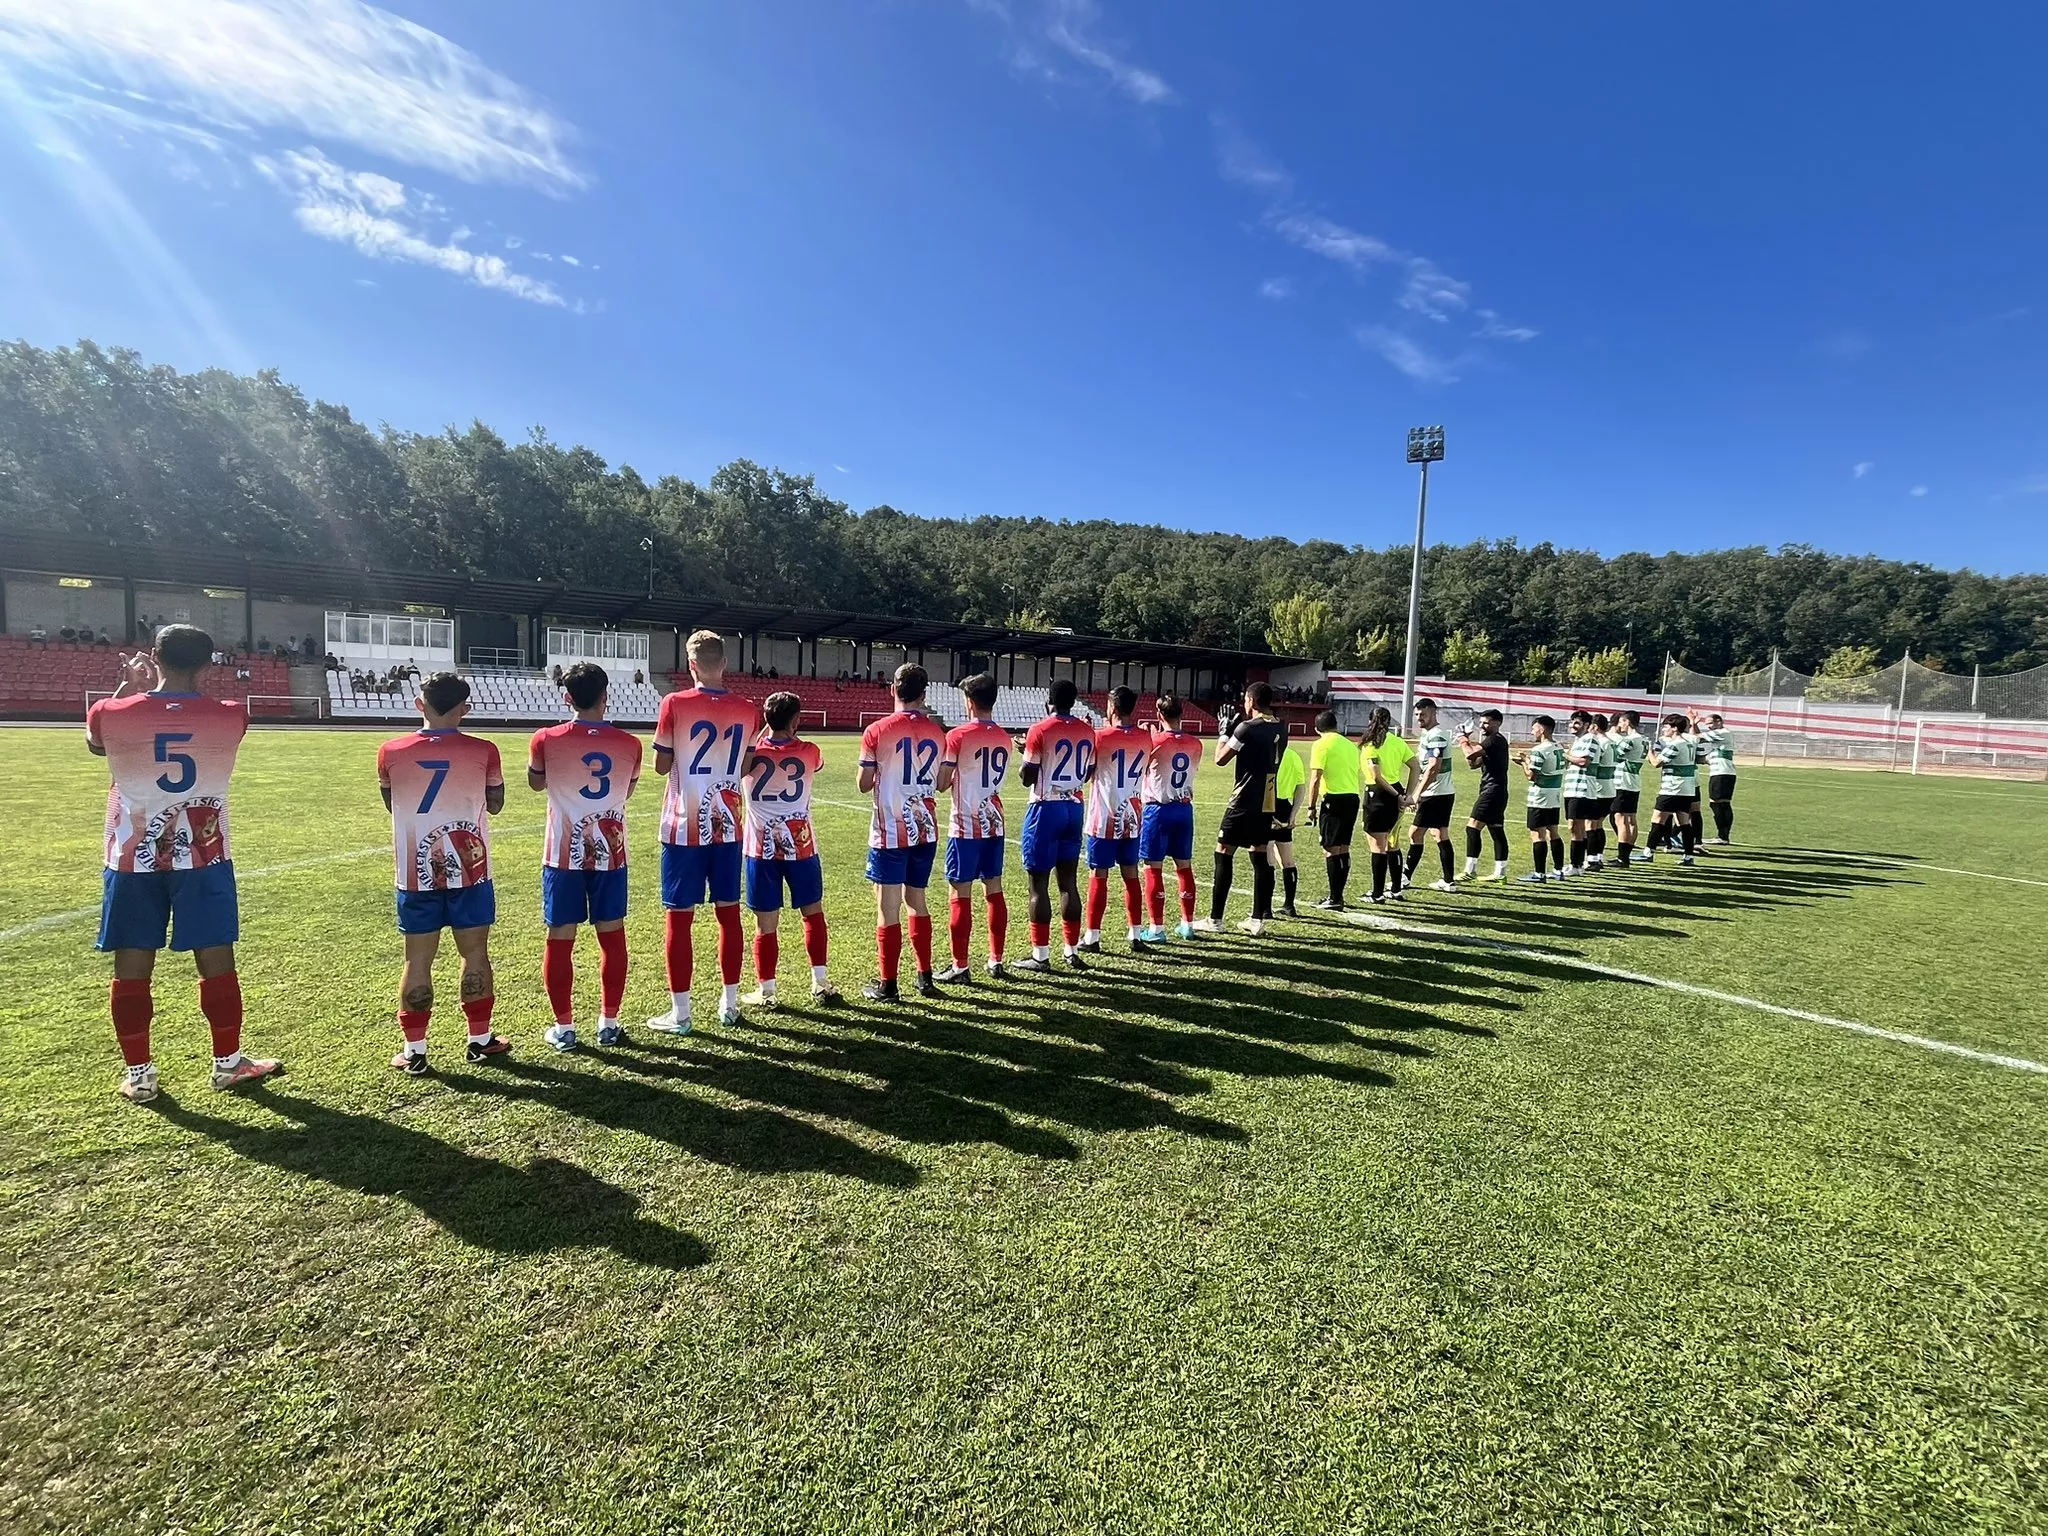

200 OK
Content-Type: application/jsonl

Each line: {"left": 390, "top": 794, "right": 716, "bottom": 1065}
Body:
{"left": 0, "top": 0, "right": 584, "bottom": 190}
{"left": 558, "top": 253, "right": 580, "bottom": 267}
{"left": 1214, "top": 117, "right": 1290, "bottom": 197}
{"left": 969, "top": 0, "right": 1170, "bottom": 105}
{"left": 1357, "top": 326, "right": 1462, "bottom": 385}
{"left": 1908, "top": 484, "right": 1929, "bottom": 497}
{"left": 256, "top": 147, "right": 565, "bottom": 306}
{"left": 833, "top": 464, "right": 851, "bottom": 475}
{"left": 1471, "top": 308, "right": 1536, "bottom": 342}
{"left": 503, "top": 233, "right": 523, "bottom": 250}
{"left": 2004, "top": 473, "right": 2048, "bottom": 497}
{"left": 1258, "top": 276, "right": 1293, "bottom": 301}
{"left": 1399, "top": 257, "right": 1470, "bottom": 322}
{"left": 1852, "top": 461, "right": 1874, "bottom": 479}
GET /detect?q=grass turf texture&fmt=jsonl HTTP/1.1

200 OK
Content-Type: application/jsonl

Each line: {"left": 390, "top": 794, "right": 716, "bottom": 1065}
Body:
{"left": 2, "top": 725, "right": 2045, "bottom": 1535}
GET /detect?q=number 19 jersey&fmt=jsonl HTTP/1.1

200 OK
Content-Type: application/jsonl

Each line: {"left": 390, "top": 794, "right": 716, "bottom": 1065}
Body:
{"left": 944, "top": 720, "right": 1013, "bottom": 839}
{"left": 653, "top": 687, "right": 763, "bottom": 847}
{"left": 861, "top": 709, "right": 946, "bottom": 849}
{"left": 378, "top": 729, "right": 503, "bottom": 891}
{"left": 529, "top": 720, "right": 642, "bottom": 871}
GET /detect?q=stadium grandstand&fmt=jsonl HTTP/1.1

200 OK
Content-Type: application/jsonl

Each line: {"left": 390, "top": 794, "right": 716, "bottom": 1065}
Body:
{"left": 1, "top": 531, "right": 1306, "bottom": 730}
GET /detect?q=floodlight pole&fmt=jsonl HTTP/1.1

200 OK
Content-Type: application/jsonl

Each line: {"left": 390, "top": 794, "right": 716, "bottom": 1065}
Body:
{"left": 1400, "top": 425, "right": 1445, "bottom": 733}
{"left": 640, "top": 536, "right": 655, "bottom": 599}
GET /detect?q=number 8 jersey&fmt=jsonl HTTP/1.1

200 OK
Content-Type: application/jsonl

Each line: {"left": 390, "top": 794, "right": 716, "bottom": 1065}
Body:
{"left": 529, "top": 720, "right": 643, "bottom": 870}
{"left": 653, "top": 687, "right": 764, "bottom": 847}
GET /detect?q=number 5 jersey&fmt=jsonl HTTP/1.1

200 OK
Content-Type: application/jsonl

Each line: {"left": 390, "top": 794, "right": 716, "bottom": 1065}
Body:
{"left": 86, "top": 692, "right": 248, "bottom": 872}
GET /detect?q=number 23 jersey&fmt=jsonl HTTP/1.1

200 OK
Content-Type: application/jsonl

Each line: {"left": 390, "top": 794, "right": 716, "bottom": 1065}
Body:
{"left": 653, "top": 687, "right": 764, "bottom": 847}
{"left": 529, "top": 720, "right": 643, "bottom": 871}
{"left": 744, "top": 736, "right": 824, "bottom": 861}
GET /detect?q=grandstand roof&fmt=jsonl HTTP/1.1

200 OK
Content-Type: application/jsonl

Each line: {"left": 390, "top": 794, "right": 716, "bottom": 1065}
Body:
{"left": 4, "top": 530, "right": 1307, "bottom": 672}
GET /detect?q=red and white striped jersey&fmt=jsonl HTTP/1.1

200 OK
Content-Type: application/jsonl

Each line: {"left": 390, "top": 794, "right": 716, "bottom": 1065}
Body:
{"left": 744, "top": 736, "right": 824, "bottom": 861}
{"left": 1022, "top": 713, "right": 1095, "bottom": 803}
{"left": 1086, "top": 724, "right": 1153, "bottom": 838}
{"left": 528, "top": 720, "right": 642, "bottom": 871}
{"left": 378, "top": 729, "right": 503, "bottom": 891}
{"left": 860, "top": 709, "right": 945, "bottom": 849}
{"left": 1142, "top": 729, "right": 1201, "bottom": 805}
{"left": 652, "top": 688, "right": 763, "bottom": 847}
{"left": 87, "top": 692, "right": 247, "bottom": 872}
{"left": 943, "top": 719, "right": 1013, "bottom": 839}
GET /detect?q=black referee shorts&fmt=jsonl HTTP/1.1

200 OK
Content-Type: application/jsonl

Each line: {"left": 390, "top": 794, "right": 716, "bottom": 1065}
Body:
{"left": 1317, "top": 793, "right": 1360, "bottom": 848}
{"left": 1217, "top": 808, "right": 1273, "bottom": 849}
{"left": 1363, "top": 788, "right": 1403, "bottom": 836}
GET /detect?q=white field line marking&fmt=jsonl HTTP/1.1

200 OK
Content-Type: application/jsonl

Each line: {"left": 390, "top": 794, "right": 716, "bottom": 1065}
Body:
{"left": 1337, "top": 906, "right": 2048, "bottom": 1075}
{"left": 0, "top": 824, "right": 546, "bottom": 946}
{"left": 1784, "top": 849, "right": 2048, "bottom": 890}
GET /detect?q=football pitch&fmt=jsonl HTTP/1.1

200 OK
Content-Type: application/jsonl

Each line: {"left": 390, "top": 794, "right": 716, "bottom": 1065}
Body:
{"left": 2, "top": 726, "right": 2045, "bottom": 1536}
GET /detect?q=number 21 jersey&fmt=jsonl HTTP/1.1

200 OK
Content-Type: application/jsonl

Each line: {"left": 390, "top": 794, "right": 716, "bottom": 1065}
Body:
{"left": 653, "top": 687, "right": 763, "bottom": 847}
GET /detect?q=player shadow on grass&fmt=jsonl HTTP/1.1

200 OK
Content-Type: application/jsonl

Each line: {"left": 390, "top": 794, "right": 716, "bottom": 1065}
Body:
{"left": 157, "top": 1091, "right": 711, "bottom": 1271}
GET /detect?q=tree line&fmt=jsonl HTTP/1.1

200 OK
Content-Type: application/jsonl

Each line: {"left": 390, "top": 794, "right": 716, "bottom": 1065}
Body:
{"left": 3, "top": 339, "right": 2043, "bottom": 677}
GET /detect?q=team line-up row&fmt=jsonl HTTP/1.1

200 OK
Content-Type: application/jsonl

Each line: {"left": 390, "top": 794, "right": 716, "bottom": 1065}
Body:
{"left": 79, "top": 626, "right": 1737, "bottom": 1103}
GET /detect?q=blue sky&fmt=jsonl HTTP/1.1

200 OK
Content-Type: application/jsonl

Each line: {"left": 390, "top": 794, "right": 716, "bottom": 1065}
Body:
{"left": 3, "top": 1, "right": 2045, "bottom": 573}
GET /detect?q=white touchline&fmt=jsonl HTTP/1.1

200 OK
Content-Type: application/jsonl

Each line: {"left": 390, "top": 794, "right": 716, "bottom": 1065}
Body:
{"left": 1340, "top": 907, "right": 2048, "bottom": 1075}
{"left": 1787, "top": 849, "right": 2048, "bottom": 890}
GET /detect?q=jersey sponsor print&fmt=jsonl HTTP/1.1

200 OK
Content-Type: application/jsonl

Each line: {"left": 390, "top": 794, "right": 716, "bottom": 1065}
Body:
{"left": 1143, "top": 730, "right": 1200, "bottom": 805}
{"left": 745, "top": 736, "right": 824, "bottom": 860}
{"left": 529, "top": 721, "right": 642, "bottom": 870}
{"left": 1415, "top": 725, "right": 1456, "bottom": 798}
{"left": 944, "top": 720, "right": 1013, "bottom": 839}
{"left": 87, "top": 693, "right": 247, "bottom": 872}
{"left": 1024, "top": 714, "right": 1097, "bottom": 803}
{"left": 861, "top": 710, "right": 946, "bottom": 849}
{"left": 379, "top": 730, "right": 503, "bottom": 891}
{"left": 653, "top": 688, "right": 763, "bottom": 846}
{"left": 1525, "top": 741, "right": 1566, "bottom": 808}
{"left": 1087, "top": 725, "right": 1152, "bottom": 838}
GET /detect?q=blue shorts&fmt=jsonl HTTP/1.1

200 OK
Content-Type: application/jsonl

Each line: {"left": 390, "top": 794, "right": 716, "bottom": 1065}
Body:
{"left": 97, "top": 863, "right": 239, "bottom": 953}
{"left": 1085, "top": 833, "right": 1141, "bottom": 871}
{"left": 866, "top": 842, "right": 938, "bottom": 889}
{"left": 397, "top": 880, "right": 497, "bottom": 936}
{"left": 661, "top": 842, "right": 743, "bottom": 908}
{"left": 541, "top": 866, "right": 629, "bottom": 927}
{"left": 747, "top": 854, "right": 824, "bottom": 911}
{"left": 945, "top": 836, "right": 1006, "bottom": 885}
{"left": 1021, "top": 801, "right": 1084, "bottom": 873}
{"left": 1139, "top": 802, "right": 1196, "bottom": 863}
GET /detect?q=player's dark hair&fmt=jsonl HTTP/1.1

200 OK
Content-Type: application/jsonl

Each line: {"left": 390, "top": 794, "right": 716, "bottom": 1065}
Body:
{"left": 764, "top": 690, "right": 802, "bottom": 732}
{"left": 1157, "top": 693, "right": 1183, "bottom": 724}
{"left": 154, "top": 624, "right": 213, "bottom": 674}
{"left": 1415, "top": 696, "right": 1437, "bottom": 712}
{"left": 1480, "top": 708, "right": 1503, "bottom": 724}
{"left": 1315, "top": 708, "right": 1338, "bottom": 732}
{"left": 1365, "top": 706, "right": 1392, "bottom": 747}
{"left": 961, "top": 672, "right": 999, "bottom": 710}
{"left": 893, "top": 663, "right": 928, "bottom": 703}
{"left": 1108, "top": 684, "right": 1136, "bottom": 720}
{"left": 1664, "top": 712, "right": 1690, "bottom": 730}
{"left": 1048, "top": 678, "right": 1078, "bottom": 712}
{"left": 1593, "top": 713, "right": 1610, "bottom": 731}
{"left": 1248, "top": 681, "right": 1274, "bottom": 710}
{"left": 1707, "top": 713, "right": 1724, "bottom": 726}
{"left": 420, "top": 671, "right": 470, "bottom": 715}
{"left": 1532, "top": 714, "right": 1555, "bottom": 733}
{"left": 562, "top": 661, "right": 608, "bottom": 711}
{"left": 1570, "top": 709, "right": 1591, "bottom": 727}
{"left": 1619, "top": 710, "right": 1640, "bottom": 727}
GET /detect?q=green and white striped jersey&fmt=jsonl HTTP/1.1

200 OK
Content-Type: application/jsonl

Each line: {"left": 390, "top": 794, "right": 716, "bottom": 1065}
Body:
{"left": 1592, "top": 733, "right": 1617, "bottom": 794}
{"left": 1698, "top": 727, "right": 1736, "bottom": 776}
{"left": 1525, "top": 741, "right": 1565, "bottom": 808}
{"left": 1415, "top": 725, "right": 1456, "bottom": 798}
{"left": 1608, "top": 730, "right": 1649, "bottom": 791}
{"left": 1562, "top": 732, "right": 1603, "bottom": 798}
{"left": 1654, "top": 735, "right": 1699, "bottom": 795}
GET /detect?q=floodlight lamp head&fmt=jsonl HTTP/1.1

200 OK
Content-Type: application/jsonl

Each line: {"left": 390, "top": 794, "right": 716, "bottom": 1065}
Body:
{"left": 1406, "top": 424, "right": 1446, "bottom": 464}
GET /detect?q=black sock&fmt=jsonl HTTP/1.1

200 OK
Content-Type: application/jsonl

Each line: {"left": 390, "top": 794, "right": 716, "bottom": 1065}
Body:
{"left": 1465, "top": 826, "right": 1482, "bottom": 860}
{"left": 1371, "top": 851, "right": 1388, "bottom": 899}
{"left": 1282, "top": 866, "right": 1298, "bottom": 908}
{"left": 1251, "top": 859, "right": 1276, "bottom": 919}
{"left": 1533, "top": 841, "right": 1548, "bottom": 874}
{"left": 1489, "top": 824, "right": 1509, "bottom": 861}
{"left": 1550, "top": 837, "right": 1566, "bottom": 871}
{"left": 1589, "top": 828, "right": 1606, "bottom": 859}
{"left": 1438, "top": 841, "right": 1454, "bottom": 882}
{"left": 1681, "top": 820, "right": 1699, "bottom": 854}
{"left": 1569, "top": 837, "right": 1586, "bottom": 869}
{"left": 1327, "top": 854, "right": 1348, "bottom": 904}
{"left": 1210, "top": 852, "right": 1233, "bottom": 920}
{"left": 1617, "top": 840, "right": 1633, "bottom": 866}
{"left": 1403, "top": 844, "right": 1424, "bottom": 878}
{"left": 1713, "top": 803, "right": 1733, "bottom": 840}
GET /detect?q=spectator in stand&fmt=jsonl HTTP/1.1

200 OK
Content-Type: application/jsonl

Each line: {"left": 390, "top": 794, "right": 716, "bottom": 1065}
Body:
{"left": 550, "top": 665, "right": 564, "bottom": 686}
{"left": 61, "top": 626, "right": 77, "bottom": 643}
{"left": 633, "top": 669, "right": 645, "bottom": 686}
{"left": 28, "top": 624, "right": 48, "bottom": 647}
{"left": 767, "top": 665, "right": 778, "bottom": 680}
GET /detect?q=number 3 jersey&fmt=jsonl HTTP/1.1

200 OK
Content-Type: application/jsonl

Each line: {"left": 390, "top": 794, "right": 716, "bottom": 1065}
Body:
{"left": 378, "top": 729, "right": 505, "bottom": 890}
{"left": 861, "top": 709, "right": 946, "bottom": 849}
{"left": 944, "top": 720, "right": 1013, "bottom": 839}
{"left": 1087, "top": 724, "right": 1153, "bottom": 838}
{"left": 744, "top": 736, "right": 824, "bottom": 861}
{"left": 528, "top": 720, "right": 643, "bottom": 871}
{"left": 86, "top": 692, "right": 248, "bottom": 872}
{"left": 653, "top": 687, "right": 764, "bottom": 847}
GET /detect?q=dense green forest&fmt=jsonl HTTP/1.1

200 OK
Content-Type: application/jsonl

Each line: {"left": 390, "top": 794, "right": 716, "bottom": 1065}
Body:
{"left": 3, "top": 340, "right": 2042, "bottom": 674}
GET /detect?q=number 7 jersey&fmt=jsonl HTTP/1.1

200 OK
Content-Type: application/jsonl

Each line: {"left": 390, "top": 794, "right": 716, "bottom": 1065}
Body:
{"left": 378, "top": 729, "right": 504, "bottom": 890}
{"left": 653, "top": 688, "right": 764, "bottom": 847}
{"left": 529, "top": 720, "right": 643, "bottom": 870}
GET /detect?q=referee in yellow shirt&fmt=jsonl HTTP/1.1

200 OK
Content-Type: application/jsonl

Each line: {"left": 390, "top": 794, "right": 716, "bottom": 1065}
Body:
{"left": 1304, "top": 708, "right": 1363, "bottom": 910}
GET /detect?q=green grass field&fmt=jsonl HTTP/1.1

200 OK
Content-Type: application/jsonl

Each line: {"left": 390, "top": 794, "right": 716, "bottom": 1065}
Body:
{"left": 2, "top": 725, "right": 2045, "bottom": 1535}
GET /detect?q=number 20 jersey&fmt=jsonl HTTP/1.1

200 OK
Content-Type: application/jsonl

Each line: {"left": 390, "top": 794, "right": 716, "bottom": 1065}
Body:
{"left": 653, "top": 687, "right": 764, "bottom": 847}
{"left": 87, "top": 692, "right": 248, "bottom": 872}
{"left": 529, "top": 720, "right": 643, "bottom": 871}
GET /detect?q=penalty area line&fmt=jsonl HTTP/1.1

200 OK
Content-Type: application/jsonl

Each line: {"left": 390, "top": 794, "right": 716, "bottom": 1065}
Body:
{"left": 1341, "top": 907, "right": 2048, "bottom": 1076}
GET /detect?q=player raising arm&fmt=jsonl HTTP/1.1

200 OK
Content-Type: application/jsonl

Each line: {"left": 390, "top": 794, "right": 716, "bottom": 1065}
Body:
{"left": 1700, "top": 712, "right": 1738, "bottom": 844}
{"left": 648, "top": 631, "right": 762, "bottom": 1034}
{"left": 858, "top": 665, "right": 947, "bottom": 1001}
{"left": 1082, "top": 686, "right": 1154, "bottom": 953}
{"left": 1198, "top": 682, "right": 1288, "bottom": 935}
{"left": 937, "top": 673, "right": 1013, "bottom": 981}
{"left": 1014, "top": 679, "right": 1096, "bottom": 972}
{"left": 528, "top": 662, "right": 642, "bottom": 1051}
{"left": 743, "top": 692, "right": 837, "bottom": 1007}
{"left": 1404, "top": 696, "right": 1459, "bottom": 892}
{"left": 1138, "top": 695, "right": 1202, "bottom": 940}
{"left": 1650, "top": 713, "right": 1701, "bottom": 866}
{"left": 88, "top": 626, "right": 280, "bottom": 1103}
{"left": 380, "top": 672, "right": 510, "bottom": 1073}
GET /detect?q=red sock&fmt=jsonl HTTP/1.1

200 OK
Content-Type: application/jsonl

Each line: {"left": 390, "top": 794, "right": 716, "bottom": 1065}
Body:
{"left": 986, "top": 892, "right": 1008, "bottom": 961}
{"left": 908, "top": 912, "right": 934, "bottom": 974}
{"left": 715, "top": 904, "right": 744, "bottom": 986}
{"left": 877, "top": 923, "right": 902, "bottom": 982}
{"left": 596, "top": 926, "right": 628, "bottom": 1018}
{"left": 398, "top": 1008, "right": 430, "bottom": 1043}
{"left": 110, "top": 978, "right": 152, "bottom": 1067}
{"left": 197, "top": 971, "right": 243, "bottom": 1060}
{"left": 1086, "top": 872, "right": 1109, "bottom": 932}
{"left": 1121, "top": 874, "right": 1142, "bottom": 929}
{"left": 948, "top": 896, "right": 972, "bottom": 969}
{"left": 755, "top": 931, "right": 779, "bottom": 982}
{"left": 461, "top": 996, "right": 494, "bottom": 1037}
{"left": 1144, "top": 866, "right": 1165, "bottom": 927}
{"left": 543, "top": 936, "right": 576, "bottom": 1024}
{"left": 1029, "top": 919, "right": 1051, "bottom": 949}
{"left": 664, "top": 909, "right": 694, "bottom": 991}
{"left": 803, "top": 910, "right": 829, "bottom": 968}
{"left": 1176, "top": 866, "right": 1197, "bottom": 922}
{"left": 1062, "top": 916, "right": 1081, "bottom": 948}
